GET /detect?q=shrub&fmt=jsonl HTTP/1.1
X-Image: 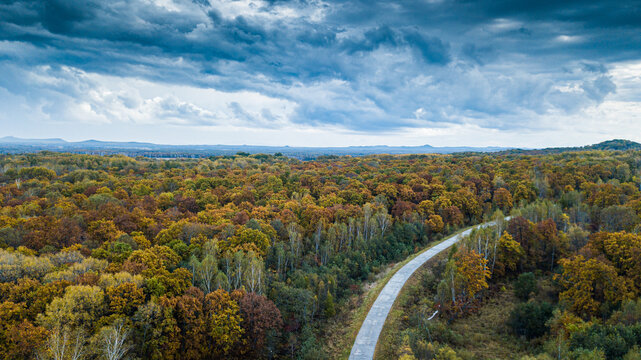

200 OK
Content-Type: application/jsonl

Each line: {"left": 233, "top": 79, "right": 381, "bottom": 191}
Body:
{"left": 508, "top": 301, "right": 554, "bottom": 339}
{"left": 569, "top": 323, "right": 641, "bottom": 360}
{"left": 514, "top": 272, "right": 537, "bottom": 301}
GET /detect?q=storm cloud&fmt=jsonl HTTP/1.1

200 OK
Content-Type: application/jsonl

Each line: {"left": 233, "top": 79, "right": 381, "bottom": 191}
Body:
{"left": 0, "top": 0, "right": 640, "bottom": 146}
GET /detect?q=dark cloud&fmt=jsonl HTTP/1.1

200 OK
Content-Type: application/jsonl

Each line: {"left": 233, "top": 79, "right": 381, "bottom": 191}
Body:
{"left": 342, "top": 26, "right": 398, "bottom": 53}
{"left": 41, "top": 0, "right": 96, "bottom": 34}
{"left": 582, "top": 76, "right": 616, "bottom": 102}
{"left": 402, "top": 30, "right": 450, "bottom": 65}
{"left": 0, "top": 0, "right": 638, "bottom": 133}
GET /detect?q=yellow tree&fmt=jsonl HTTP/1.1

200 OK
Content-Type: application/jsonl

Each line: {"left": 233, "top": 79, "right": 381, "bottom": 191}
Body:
{"left": 492, "top": 188, "right": 513, "bottom": 212}
{"left": 225, "top": 227, "right": 270, "bottom": 257}
{"left": 204, "top": 289, "right": 244, "bottom": 355}
{"left": 425, "top": 214, "right": 444, "bottom": 234}
{"left": 106, "top": 282, "right": 145, "bottom": 316}
{"left": 39, "top": 285, "right": 104, "bottom": 331}
{"left": 587, "top": 231, "right": 641, "bottom": 294}
{"left": 546, "top": 309, "right": 588, "bottom": 359}
{"left": 556, "top": 256, "right": 632, "bottom": 318}
{"left": 494, "top": 232, "right": 524, "bottom": 277}
{"left": 455, "top": 249, "right": 491, "bottom": 301}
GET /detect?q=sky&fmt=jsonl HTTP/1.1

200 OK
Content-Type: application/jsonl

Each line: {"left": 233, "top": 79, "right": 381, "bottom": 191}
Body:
{"left": 0, "top": 0, "right": 640, "bottom": 148}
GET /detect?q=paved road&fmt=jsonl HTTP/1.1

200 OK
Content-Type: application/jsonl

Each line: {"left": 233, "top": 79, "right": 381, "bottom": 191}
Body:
{"left": 348, "top": 220, "right": 503, "bottom": 360}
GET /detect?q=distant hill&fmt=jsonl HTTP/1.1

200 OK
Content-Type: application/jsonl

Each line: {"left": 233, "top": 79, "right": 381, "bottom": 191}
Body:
{"left": 501, "top": 139, "right": 641, "bottom": 155}
{"left": 584, "top": 139, "right": 641, "bottom": 151}
{"left": 0, "top": 136, "right": 67, "bottom": 145}
{"left": 0, "top": 136, "right": 638, "bottom": 159}
{"left": 0, "top": 137, "right": 509, "bottom": 159}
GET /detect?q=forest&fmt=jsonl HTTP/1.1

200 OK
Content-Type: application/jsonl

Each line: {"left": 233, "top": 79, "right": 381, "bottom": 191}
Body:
{"left": 0, "top": 150, "right": 639, "bottom": 359}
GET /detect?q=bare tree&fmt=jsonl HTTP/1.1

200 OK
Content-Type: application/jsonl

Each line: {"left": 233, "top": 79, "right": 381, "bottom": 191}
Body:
{"left": 37, "top": 328, "right": 85, "bottom": 360}
{"left": 287, "top": 224, "right": 302, "bottom": 270}
{"left": 68, "top": 331, "right": 85, "bottom": 360}
{"left": 232, "top": 251, "right": 245, "bottom": 289}
{"left": 375, "top": 210, "right": 390, "bottom": 237}
{"left": 197, "top": 254, "right": 218, "bottom": 294}
{"left": 244, "top": 252, "right": 264, "bottom": 294}
{"left": 43, "top": 328, "right": 67, "bottom": 360}
{"left": 102, "top": 321, "right": 130, "bottom": 360}
{"left": 491, "top": 210, "right": 506, "bottom": 273}
{"left": 314, "top": 221, "right": 322, "bottom": 257}
{"left": 362, "top": 203, "right": 372, "bottom": 241}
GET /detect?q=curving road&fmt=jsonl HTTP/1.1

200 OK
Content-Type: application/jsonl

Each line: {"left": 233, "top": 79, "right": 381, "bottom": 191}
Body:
{"left": 348, "top": 219, "right": 504, "bottom": 360}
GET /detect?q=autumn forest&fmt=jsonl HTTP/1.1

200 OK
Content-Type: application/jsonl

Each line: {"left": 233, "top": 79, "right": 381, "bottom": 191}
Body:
{"left": 0, "top": 149, "right": 640, "bottom": 359}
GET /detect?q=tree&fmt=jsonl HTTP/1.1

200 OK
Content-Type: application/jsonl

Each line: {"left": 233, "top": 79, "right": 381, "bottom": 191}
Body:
{"left": 546, "top": 309, "right": 586, "bottom": 359}
{"left": 391, "top": 200, "right": 415, "bottom": 219}
{"left": 243, "top": 252, "right": 265, "bottom": 294}
{"left": 556, "top": 256, "right": 632, "bottom": 318}
{"left": 507, "top": 216, "right": 540, "bottom": 271}
{"left": 173, "top": 289, "right": 207, "bottom": 360}
{"left": 514, "top": 272, "right": 537, "bottom": 301}
{"left": 513, "top": 182, "right": 536, "bottom": 204}
{"left": 99, "top": 320, "right": 131, "bottom": 360}
{"left": 441, "top": 205, "right": 464, "bottom": 227}
{"left": 536, "top": 218, "right": 567, "bottom": 271}
{"left": 600, "top": 206, "right": 639, "bottom": 232}
{"left": 493, "top": 188, "right": 513, "bottom": 212}
{"left": 0, "top": 300, "right": 47, "bottom": 359}
{"left": 434, "top": 345, "right": 463, "bottom": 360}
{"left": 204, "top": 289, "right": 244, "bottom": 355}
{"left": 437, "top": 248, "right": 491, "bottom": 315}
{"left": 236, "top": 291, "right": 283, "bottom": 356}
{"left": 586, "top": 232, "right": 641, "bottom": 293}
{"left": 508, "top": 301, "right": 554, "bottom": 339}
{"left": 608, "top": 298, "right": 641, "bottom": 326}
{"left": 17, "top": 166, "right": 56, "bottom": 180}
{"left": 566, "top": 225, "right": 590, "bottom": 251}
{"left": 132, "top": 300, "right": 181, "bottom": 360}
{"left": 88, "top": 220, "right": 123, "bottom": 246}
{"left": 106, "top": 282, "right": 145, "bottom": 316}
{"left": 398, "top": 334, "right": 418, "bottom": 360}
{"left": 123, "top": 246, "right": 181, "bottom": 277}
{"left": 455, "top": 249, "right": 490, "bottom": 301}
{"left": 227, "top": 227, "right": 270, "bottom": 256}
{"left": 37, "top": 328, "right": 85, "bottom": 360}
{"left": 425, "top": 214, "right": 444, "bottom": 234}
{"left": 0, "top": 319, "right": 47, "bottom": 360}
{"left": 495, "top": 232, "right": 524, "bottom": 277}
{"left": 190, "top": 240, "right": 222, "bottom": 294}
{"left": 40, "top": 285, "right": 104, "bottom": 331}
{"left": 323, "top": 290, "right": 336, "bottom": 318}
{"left": 568, "top": 323, "right": 640, "bottom": 359}
{"left": 270, "top": 282, "right": 315, "bottom": 330}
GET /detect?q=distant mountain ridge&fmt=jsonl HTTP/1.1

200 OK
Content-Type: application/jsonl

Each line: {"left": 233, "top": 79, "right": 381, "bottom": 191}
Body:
{"left": 0, "top": 136, "right": 508, "bottom": 159}
{"left": 503, "top": 139, "right": 641, "bottom": 155}
{"left": 584, "top": 139, "right": 641, "bottom": 151}
{"left": 0, "top": 136, "right": 639, "bottom": 159}
{"left": 0, "top": 136, "right": 67, "bottom": 144}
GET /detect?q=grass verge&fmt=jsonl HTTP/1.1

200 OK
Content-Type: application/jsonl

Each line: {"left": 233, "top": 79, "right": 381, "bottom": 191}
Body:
{"left": 374, "top": 251, "right": 446, "bottom": 359}
{"left": 323, "top": 224, "right": 480, "bottom": 360}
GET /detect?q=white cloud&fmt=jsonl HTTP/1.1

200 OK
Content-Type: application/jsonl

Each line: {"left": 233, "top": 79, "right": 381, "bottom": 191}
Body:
{"left": 0, "top": 0, "right": 640, "bottom": 149}
{"left": 486, "top": 18, "right": 524, "bottom": 32}
{"left": 556, "top": 35, "right": 583, "bottom": 43}
{"left": 0, "top": 65, "right": 298, "bottom": 129}
{"left": 1, "top": 56, "right": 638, "bottom": 148}
{"left": 209, "top": 0, "right": 328, "bottom": 24}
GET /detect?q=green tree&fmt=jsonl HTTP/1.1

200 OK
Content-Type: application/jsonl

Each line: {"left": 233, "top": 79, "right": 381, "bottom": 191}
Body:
{"left": 514, "top": 272, "right": 537, "bottom": 301}
{"left": 508, "top": 301, "right": 554, "bottom": 339}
